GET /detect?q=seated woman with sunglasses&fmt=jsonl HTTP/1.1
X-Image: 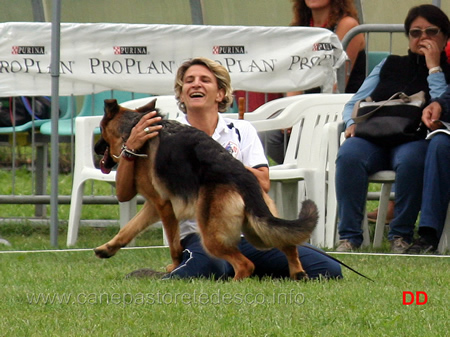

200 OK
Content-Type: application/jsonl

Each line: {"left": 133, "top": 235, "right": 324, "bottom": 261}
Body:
{"left": 335, "top": 4, "right": 450, "bottom": 253}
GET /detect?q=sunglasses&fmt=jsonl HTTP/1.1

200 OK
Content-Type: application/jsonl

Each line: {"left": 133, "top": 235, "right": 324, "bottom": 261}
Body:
{"left": 409, "top": 27, "right": 441, "bottom": 38}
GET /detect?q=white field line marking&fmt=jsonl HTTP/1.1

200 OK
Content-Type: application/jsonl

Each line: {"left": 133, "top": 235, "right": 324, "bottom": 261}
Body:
{"left": 0, "top": 246, "right": 448, "bottom": 258}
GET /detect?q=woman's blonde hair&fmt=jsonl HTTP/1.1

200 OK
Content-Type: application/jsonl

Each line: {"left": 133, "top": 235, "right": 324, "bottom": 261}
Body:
{"left": 174, "top": 57, "right": 233, "bottom": 113}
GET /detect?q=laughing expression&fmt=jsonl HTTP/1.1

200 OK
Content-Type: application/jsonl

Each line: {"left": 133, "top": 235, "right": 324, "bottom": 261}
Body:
{"left": 180, "top": 64, "right": 225, "bottom": 112}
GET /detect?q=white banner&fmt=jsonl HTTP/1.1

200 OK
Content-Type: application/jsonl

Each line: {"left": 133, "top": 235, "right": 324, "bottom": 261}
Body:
{"left": 0, "top": 22, "right": 346, "bottom": 97}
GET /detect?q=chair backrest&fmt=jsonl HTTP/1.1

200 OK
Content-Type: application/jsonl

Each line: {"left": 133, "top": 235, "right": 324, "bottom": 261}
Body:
{"left": 121, "top": 94, "right": 305, "bottom": 122}
{"left": 74, "top": 115, "right": 103, "bottom": 172}
{"left": 368, "top": 51, "right": 390, "bottom": 74}
{"left": 0, "top": 95, "right": 78, "bottom": 134}
{"left": 120, "top": 95, "right": 182, "bottom": 119}
{"left": 251, "top": 94, "right": 353, "bottom": 167}
{"left": 222, "top": 95, "right": 308, "bottom": 121}
{"left": 78, "top": 90, "right": 152, "bottom": 117}
{"left": 59, "top": 95, "right": 77, "bottom": 119}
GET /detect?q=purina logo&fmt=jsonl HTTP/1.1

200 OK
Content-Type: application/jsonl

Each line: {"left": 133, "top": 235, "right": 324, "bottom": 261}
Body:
{"left": 11, "top": 46, "right": 45, "bottom": 55}
{"left": 312, "top": 43, "right": 335, "bottom": 51}
{"left": 212, "top": 45, "right": 246, "bottom": 55}
{"left": 113, "top": 46, "right": 148, "bottom": 55}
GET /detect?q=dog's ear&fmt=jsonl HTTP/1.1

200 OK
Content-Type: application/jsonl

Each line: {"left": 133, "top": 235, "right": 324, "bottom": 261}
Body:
{"left": 136, "top": 98, "right": 157, "bottom": 113}
{"left": 104, "top": 99, "right": 120, "bottom": 117}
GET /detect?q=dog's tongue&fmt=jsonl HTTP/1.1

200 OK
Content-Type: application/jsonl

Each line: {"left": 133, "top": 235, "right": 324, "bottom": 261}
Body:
{"left": 99, "top": 148, "right": 112, "bottom": 174}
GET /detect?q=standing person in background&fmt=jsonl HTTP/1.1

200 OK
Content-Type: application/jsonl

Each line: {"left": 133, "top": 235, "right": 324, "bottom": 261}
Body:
{"left": 262, "top": 0, "right": 366, "bottom": 165}
{"left": 289, "top": 0, "right": 366, "bottom": 94}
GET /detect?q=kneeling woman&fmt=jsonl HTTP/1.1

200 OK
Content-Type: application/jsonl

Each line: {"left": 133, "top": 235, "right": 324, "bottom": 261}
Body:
{"left": 117, "top": 57, "right": 342, "bottom": 280}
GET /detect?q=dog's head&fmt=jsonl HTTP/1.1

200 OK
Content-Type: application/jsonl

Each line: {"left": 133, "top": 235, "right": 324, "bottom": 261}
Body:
{"left": 95, "top": 98, "right": 158, "bottom": 174}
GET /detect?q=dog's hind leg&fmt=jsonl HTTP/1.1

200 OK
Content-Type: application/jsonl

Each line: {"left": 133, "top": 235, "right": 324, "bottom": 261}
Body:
{"left": 280, "top": 245, "right": 308, "bottom": 280}
{"left": 196, "top": 186, "right": 255, "bottom": 280}
{"left": 199, "top": 223, "right": 255, "bottom": 280}
{"left": 94, "top": 201, "right": 159, "bottom": 258}
{"left": 209, "top": 247, "right": 255, "bottom": 281}
{"left": 157, "top": 201, "right": 182, "bottom": 272}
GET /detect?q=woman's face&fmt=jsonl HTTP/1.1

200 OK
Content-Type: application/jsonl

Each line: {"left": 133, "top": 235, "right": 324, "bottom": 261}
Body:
{"left": 180, "top": 65, "right": 224, "bottom": 112}
{"left": 408, "top": 16, "right": 447, "bottom": 55}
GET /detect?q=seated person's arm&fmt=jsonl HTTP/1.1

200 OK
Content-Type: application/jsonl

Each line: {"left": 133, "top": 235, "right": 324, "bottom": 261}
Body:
{"left": 342, "top": 59, "right": 384, "bottom": 138}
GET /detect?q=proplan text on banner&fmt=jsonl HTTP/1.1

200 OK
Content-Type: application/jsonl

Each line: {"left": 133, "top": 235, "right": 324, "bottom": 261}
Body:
{"left": 0, "top": 22, "right": 346, "bottom": 96}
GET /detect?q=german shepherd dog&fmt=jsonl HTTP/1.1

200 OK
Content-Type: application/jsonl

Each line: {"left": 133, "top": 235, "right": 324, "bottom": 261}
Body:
{"left": 93, "top": 98, "right": 318, "bottom": 280}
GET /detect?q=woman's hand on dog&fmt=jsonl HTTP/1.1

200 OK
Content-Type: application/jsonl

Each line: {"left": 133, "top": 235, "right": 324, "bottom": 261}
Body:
{"left": 125, "top": 111, "right": 162, "bottom": 150}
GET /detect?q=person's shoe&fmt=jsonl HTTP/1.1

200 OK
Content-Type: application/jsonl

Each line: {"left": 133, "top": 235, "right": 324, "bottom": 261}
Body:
{"left": 125, "top": 268, "right": 168, "bottom": 279}
{"left": 405, "top": 237, "right": 437, "bottom": 254}
{"left": 367, "top": 200, "right": 395, "bottom": 224}
{"left": 336, "top": 239, "right": 357, "bottom": 252}
{"left": 390, "top": 236, "right": 410, "bottom": 254}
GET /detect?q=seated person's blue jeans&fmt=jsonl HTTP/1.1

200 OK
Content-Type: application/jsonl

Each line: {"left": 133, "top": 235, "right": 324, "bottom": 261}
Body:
{"left": 419, "top": 133, "right": 450, "bottom": 239}
{"left": 336, "top": 136, "right": 428, "bottom": 247}
{"left": 165, "top": 233, "right": 342, "bottom": 280}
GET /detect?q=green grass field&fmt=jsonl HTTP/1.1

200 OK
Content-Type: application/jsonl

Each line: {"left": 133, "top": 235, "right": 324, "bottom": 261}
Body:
{"left": 1, "top": 168, "right": 449, "bottom": 336}
{"left": 1, "top": 224, "right": 449, "bottom": 336}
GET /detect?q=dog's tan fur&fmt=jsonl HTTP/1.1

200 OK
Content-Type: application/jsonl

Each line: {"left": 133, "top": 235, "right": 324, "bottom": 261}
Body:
{"left": 94, "top": 99, "right": 318, "bottom": 280}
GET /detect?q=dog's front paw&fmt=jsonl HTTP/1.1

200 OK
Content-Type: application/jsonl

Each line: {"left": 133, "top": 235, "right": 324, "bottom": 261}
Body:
{"left": 294, "top": 271, "right": 309, "bottom": 281}
{"left": 94, "top": 243, "right": 117, "bottom": 259}
{"left": 165, "top": 263, "right": 177, "bottom": 273}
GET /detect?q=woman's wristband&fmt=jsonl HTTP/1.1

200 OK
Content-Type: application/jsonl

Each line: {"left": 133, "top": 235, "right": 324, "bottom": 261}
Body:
{"left": 429, "top": 66, "right": 442, "bottom": 75}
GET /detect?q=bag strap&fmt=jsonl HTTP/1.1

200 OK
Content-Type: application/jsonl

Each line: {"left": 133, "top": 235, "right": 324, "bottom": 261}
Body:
{"left": 20, "top": 96, "right": 51, "bottom": 120}
{"left": 20, "top": 96, "right": 40, "bottom": 120}
{"left": 352, "top": 92, "right": 403, "bottom": 123}
{"left": 351, "top": 91, "right": 425, "bottom": 124}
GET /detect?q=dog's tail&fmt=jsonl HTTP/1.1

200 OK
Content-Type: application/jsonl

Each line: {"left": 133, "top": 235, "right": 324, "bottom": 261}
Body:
{"left": 244, "top": 199, "right": 318, "bottom": 249}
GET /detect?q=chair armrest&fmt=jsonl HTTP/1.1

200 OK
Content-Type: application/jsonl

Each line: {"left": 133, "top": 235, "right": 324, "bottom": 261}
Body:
{"left": 269, "top": 167, "right": 305, "bottom": 181}
{"left": 269, "top": 163, "right": 297, "bottom": 171}
{"left": 327, "top": 121, "right": 345, "bottom": 163}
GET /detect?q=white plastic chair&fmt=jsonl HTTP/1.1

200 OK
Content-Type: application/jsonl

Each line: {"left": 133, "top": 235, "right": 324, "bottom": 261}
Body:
{"left": 66, "top": 116, "right": 130, "bottom": 246}
{"left": 250, "top": 94, "right": 353, "bottom": 247}
{"left": 363, "top": 171, "right": 395, "bottom": 247}
{"left": 326, "top": 121, "right": 398, "bottom": 249}
{"left": 120, "top": 95, "right": 181, "bottom": 119}
{"left": 66, "top": 96, "right": 180, "bottom": 246}
{"left": 222, "top": 95, "right": 310, "bottom": 121}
